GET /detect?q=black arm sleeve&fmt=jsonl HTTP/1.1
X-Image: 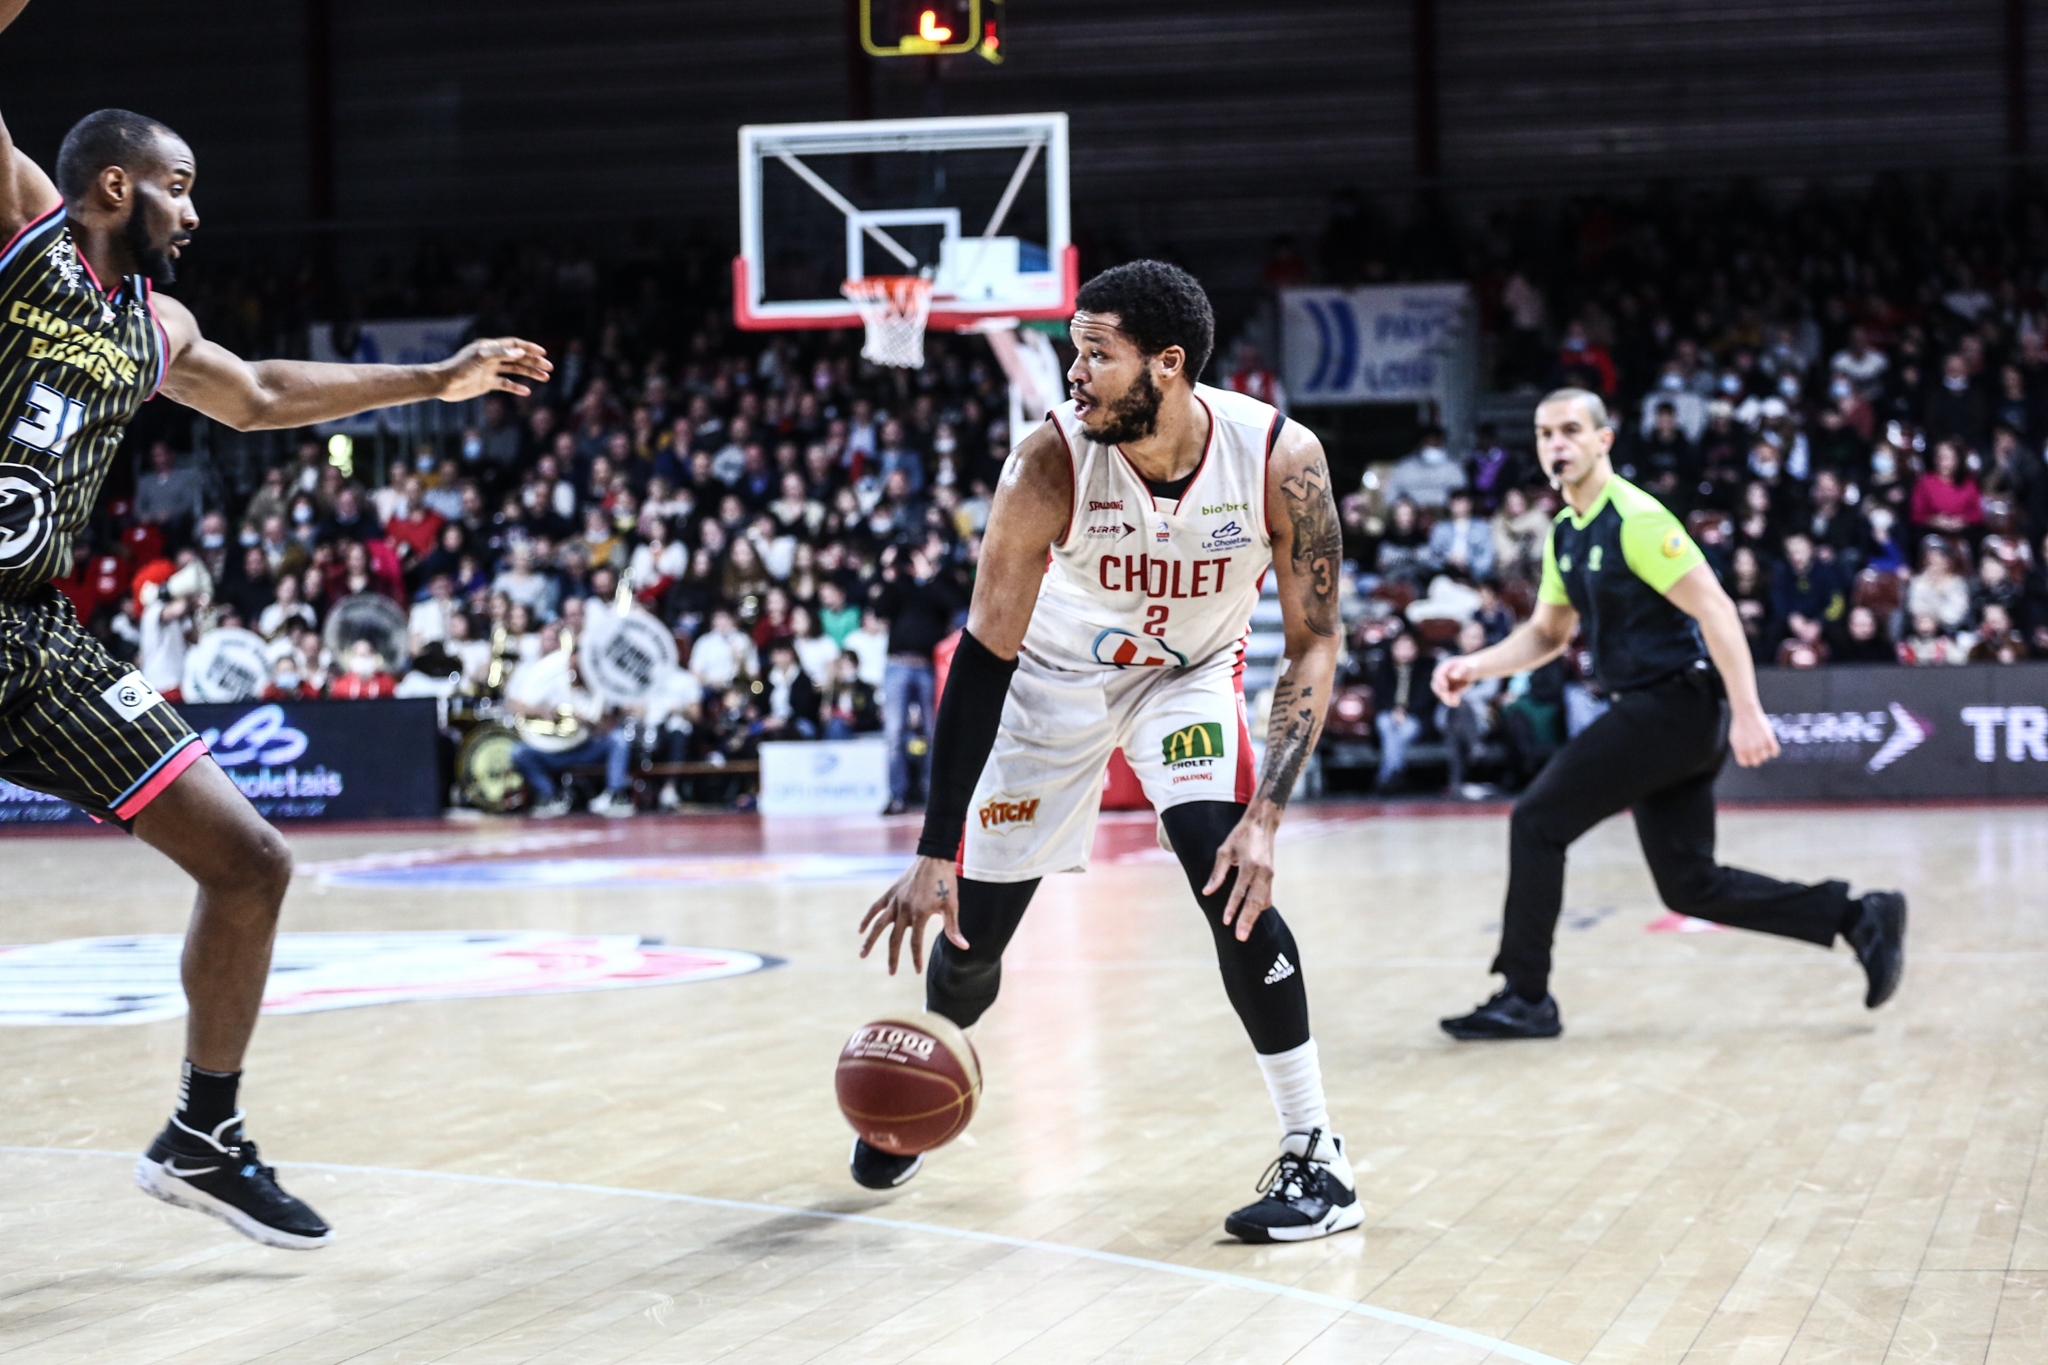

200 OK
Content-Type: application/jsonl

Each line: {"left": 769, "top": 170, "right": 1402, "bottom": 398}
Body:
{"left": 916, "top": 629, "right": 1019, "bottom": 859}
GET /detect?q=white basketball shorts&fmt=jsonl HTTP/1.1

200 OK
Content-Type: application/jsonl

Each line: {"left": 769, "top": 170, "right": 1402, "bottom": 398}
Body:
{"left": 960, "top": 646, "right": 1253, "bottom": 883}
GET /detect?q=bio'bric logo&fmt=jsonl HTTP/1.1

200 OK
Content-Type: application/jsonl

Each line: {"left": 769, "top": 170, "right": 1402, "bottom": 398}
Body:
{"left": 201, "top": 705, "right": 309, "bottom": 768}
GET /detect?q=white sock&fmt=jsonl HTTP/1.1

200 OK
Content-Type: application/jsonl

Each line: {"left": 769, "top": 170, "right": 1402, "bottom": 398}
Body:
{"left": 1255, "top": 1038, "right": 1331, "bottom": 1139}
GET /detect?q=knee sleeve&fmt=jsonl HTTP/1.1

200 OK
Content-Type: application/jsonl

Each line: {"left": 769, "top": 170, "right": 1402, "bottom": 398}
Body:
{"left": 1158, "top": 802, "right": 1313, "bottom": 1055}
{"left": 924, "top": 876, "right": 1038, "bottom": 1030}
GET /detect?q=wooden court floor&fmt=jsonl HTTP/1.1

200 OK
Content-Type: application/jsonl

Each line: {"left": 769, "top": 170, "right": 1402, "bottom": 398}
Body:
{"left": 3, "top": 802, "right": 2046, "bottom": 1364}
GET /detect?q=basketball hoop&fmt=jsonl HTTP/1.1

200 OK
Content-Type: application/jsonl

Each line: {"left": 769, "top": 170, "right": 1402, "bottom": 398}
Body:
{"left": 842, "top": 274, "right": 935, "bottom": 369}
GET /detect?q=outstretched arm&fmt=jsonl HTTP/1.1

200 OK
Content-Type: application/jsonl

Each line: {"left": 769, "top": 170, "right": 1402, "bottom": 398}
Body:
{"left": 0, "top": 1, "right": 61, "bottom": 240}
{"left": 153, "top": 294, "right": 550, "bottom": 432}
{"left": 1204, "top": 422, "right": 1344, "bottom": 940}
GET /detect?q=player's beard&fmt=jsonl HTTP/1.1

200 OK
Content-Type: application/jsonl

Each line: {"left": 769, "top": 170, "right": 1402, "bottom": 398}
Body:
{"left": 124, "top": 207, "right": 177, "bottom": 286}
{"left": 1088, "top": 367, "right": 1163, "bottom": 445}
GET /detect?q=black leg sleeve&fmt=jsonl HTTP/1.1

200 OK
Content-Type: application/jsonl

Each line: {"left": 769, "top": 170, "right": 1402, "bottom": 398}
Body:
{"left": 925, "top": 876, "right": 1039, "bottom": 1030}
{"left": 1158, "top": 801, "right": 1312, "bottom": 1055}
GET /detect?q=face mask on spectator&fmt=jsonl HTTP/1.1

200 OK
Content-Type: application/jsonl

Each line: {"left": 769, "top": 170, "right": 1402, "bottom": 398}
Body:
{"left": 1659, "top": 372, "right": 1683, "bottom": 392}
{"left": 200, "top": 532, "right": 225, "bottom": 550}
{"left": 415, "top": 452, "right": 436, "bottom": 473}
{"left": 1830, "top": 378, "right": 1854, "bottom": 402}
{"left": 293, "top": 504, "right": 314, "bottom": 524}
{"left": 1777, "top": 375, "right": 1801, "bottom": 401}
{"left": 1718, "top": 373, "right": 1743, "bottom": 396}
{"left": 463, "top": 433, "right": 485, "bottom": 460}
{"left": 1871, "top": 450, "right": 1896, "bottom": 478}
{"left": 239, "top": 527, "right": 260, "bottom": 548}
{"left": 1945, "top": 372, "right": 1969, "bottom": 393}
{"left": 1754, "top": 459, "right": 1780, "bottom": 480}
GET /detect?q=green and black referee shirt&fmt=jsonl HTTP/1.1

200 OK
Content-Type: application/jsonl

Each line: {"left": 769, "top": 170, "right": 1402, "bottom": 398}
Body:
{"left": 1537, "top": 474, "right": 1710, "bottom": 692}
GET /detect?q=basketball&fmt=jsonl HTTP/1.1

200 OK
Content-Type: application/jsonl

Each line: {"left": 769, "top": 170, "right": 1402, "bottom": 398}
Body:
{"left": 835, "top": 1013, "right": 982, "bottom": 1156}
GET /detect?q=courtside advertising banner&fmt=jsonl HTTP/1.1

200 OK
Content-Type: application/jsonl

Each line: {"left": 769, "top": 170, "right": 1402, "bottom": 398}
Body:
{"left": 1279, "top": 284, "right": 1471, "bottom": 404}
{"left": 0, "top": 698, "right": 442, "bottom": 824}
{"left": 1717, "top": 663, "right": 2048, "bottom": 800}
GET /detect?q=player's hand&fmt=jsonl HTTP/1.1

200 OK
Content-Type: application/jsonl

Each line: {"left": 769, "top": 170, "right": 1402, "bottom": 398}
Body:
{"left": 1729, "top": 703, "right": 1780, "bottom": 768}
{"left": 1432, "top": 654, "right": 1474, "bottom": 707}
{"left": 859, "top": 854, "right": 968, "bottom": 975}
{"left": 434, "top": 338, "right": 552, "bottom": 402}
{"left": 1205, "top": 812, "right": 1278, "bottom": 942}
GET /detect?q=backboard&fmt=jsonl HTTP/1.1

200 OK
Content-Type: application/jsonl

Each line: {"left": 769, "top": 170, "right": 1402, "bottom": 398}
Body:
{"left": 733, "top": 113, "right": 1073, "bottom": 334}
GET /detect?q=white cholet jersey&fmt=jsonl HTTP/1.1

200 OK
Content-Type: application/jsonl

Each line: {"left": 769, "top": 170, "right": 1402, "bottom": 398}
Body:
{"left": 1024, "top": 384, "right": 1284, "bottom": 673}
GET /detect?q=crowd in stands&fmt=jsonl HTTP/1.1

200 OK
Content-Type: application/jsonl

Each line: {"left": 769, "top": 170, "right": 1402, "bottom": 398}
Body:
{"left": 55, "top": 176, "right": 2048, "bottom": 808}
{"left": 1321, "top": 178, "right": 2048, "bottom": 793}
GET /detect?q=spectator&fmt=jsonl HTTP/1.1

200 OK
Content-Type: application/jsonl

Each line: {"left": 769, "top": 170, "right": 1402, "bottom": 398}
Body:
{"left": 1906, "top": 539, "right": 1972, "bottom": 632}
{"left": 1834, "top": 605, "right": 1895, "bottom": 663}
{"left": 1925, "top": 353, "right": 1989, "bottom": 447}
{"left": 492, "top": 540, "right": 555, "bottom": 619}
{"left": 1769, "top": 533, "right": 1846, "bottom": 650}
{"left": 1439, "top": 620, "right": 1501, "bottom": 798}
{"left": 330, "top": 639, "right": 398, "bottom": 699}
{"left": 1969, "top": 602, "right": 2027, "bottom": 663}
{"left": 1910, "top": 440, "right": 1984, "bottom": 539}
{"left": 1490, "top": 486, "right": 1549, "bottom": 582}
{"left": 1383, "top": 428, "right": 1465, "bottom": 511}
{"left": 1424, "top": 489, "right": 1495, "bottom": 581}
{"left": 1375, "top": 498, "right": 1430, "bottom": 582}
{"left": 133, "top": 442, "right": 206, "bottom": 544}
{"left": 759, "top": 641, "right": 820, "bottom": 739}
{"left": 868, "top": 543, "right": 964, "bottom": 813}
{"left": 1370, "top": 630, "right": 1431, "bottom": 795}
{"left": 687, "top": 608, "right": 757, "bottom": 690}
{"left": 504, "top": 628, "right": 634, "bottom": 818}
{"left": 822, "top": 652, "right": 880, "bottom": 739}
{"left": 843, "top": 607, "right": 889, "bottom": 687}
{"left": 789, "top": 604, "right": 840, "bottom": 686}
{"left": 1897, "top": 613, "right": 1967, "bottom": 666}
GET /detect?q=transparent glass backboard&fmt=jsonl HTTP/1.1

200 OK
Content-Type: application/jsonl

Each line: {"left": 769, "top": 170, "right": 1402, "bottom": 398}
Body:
{"left": 734, "top": 113, "right": 1073, "bottom": 333}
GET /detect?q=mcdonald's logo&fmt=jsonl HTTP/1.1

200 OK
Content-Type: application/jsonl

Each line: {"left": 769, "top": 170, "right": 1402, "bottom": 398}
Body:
{"left": 1161, "top": 722, "right": 1225, "bottom": 765}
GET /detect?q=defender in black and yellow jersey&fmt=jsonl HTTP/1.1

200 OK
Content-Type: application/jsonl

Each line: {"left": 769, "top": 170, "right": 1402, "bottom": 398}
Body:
{"left": 1431, "top": 388, "right": 1906, "bottom": 1040}
{"left": 0, "top": 0, "right": 550, "bottom": 1248}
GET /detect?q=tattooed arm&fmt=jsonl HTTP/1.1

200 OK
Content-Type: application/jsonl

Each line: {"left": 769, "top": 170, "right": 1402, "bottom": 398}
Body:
{"left": 1204, "top": 422, "right": 1345, "bottom": 939}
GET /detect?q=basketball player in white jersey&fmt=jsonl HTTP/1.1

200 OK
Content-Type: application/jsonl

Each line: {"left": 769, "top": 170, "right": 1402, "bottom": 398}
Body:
{"left": 857, "top": 261, "right": 1357, "bottom": 1242}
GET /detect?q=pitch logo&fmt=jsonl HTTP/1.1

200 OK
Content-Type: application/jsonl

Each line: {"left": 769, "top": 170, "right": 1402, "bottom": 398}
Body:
{"left": 977, "top": 795, "right": 1040, "bottom": 831}
{"left": 0, "top": 462, "right": 54, "bottom": 568}
{"left": 1091, "top": 628, "right": 1189, "bottom": 668}
{"left": 1161, "top": 722, "right": 1226, "bottom": 765}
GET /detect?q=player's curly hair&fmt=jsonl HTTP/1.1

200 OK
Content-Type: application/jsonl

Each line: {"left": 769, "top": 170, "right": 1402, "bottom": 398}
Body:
{"left": 1074, "top": 260, "right": 1215, "bottom": 383}
{"left": 56, "top": 109, "right": 177, "bottom": 203}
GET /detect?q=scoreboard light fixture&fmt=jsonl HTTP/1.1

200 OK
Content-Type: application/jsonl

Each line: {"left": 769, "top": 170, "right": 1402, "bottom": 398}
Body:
{"left": 860, "top": 0, "right": 1004, "bottom": 63}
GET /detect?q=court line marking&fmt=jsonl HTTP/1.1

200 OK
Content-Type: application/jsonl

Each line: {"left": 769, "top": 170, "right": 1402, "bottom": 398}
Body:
{"left": 3, "top": 1145, "right": 1570, "bottom": 1365}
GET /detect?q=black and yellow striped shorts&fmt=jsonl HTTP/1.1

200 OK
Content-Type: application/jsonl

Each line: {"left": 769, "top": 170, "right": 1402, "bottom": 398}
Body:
{"left": 0, "top": 586, "right": 203, "bottom": 828}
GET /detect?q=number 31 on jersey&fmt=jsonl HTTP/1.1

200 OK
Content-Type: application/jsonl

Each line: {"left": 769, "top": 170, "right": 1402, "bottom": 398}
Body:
{"left": 11, "top": 381, "right": 86, "bottom": 456}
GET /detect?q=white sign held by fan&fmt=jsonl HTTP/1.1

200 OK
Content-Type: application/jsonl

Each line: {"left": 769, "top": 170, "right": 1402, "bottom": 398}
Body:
{"left": 578, "top": 609, "right": 679, "bottom": 707}
{"left": 182, "top": 628, "right": 272, "bottom": 703}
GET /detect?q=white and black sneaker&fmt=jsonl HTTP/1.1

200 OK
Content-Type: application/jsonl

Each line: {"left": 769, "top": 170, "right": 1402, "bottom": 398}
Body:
{"left": 849, "top": 1137, "right": 924, "bottom": 1190}
{"left": 1223, "top": 1128, "right": 1364, "bottom": 1244}
{"left": 135, "top": 1112, "right": 332, "bottom": 1250}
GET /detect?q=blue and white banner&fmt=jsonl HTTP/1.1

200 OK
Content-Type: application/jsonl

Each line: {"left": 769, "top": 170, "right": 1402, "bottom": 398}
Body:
{"left": 1280, "top": 285, "right": 1470, "bottom": 405}
{"left": 0, "top": 699, "right": 442, "bottom": 825}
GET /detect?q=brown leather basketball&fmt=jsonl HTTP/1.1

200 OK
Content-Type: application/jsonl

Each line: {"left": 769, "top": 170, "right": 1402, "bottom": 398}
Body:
{"left": 835, "top": 1013, "right": 982, "bottom": 1156}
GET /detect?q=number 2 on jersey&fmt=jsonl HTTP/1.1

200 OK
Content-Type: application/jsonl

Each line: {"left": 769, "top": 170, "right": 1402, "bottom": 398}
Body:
{"left": 10, "top": 382, "right": 86, "bottom": 456}
{"left": 1143, "top": 604, "right": 1169, "bottom": 637}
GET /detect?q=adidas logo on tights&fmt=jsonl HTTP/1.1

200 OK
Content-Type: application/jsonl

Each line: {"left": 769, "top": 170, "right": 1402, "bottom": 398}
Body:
{"left": 1264, "top": 953, "right": 1295, "bottom": 985}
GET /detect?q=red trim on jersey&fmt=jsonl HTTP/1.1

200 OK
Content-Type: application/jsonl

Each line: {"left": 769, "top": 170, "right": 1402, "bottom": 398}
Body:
{"left": 112, "top": 734, "right": 207, "bottom": 822}
{"left": 1049, "top": 411, "right": 1080, "bottom": 550}
{"left": 1232, "top": 644, "right": 1256, "bottom": 804}
{"left": 0, "top": 202, "right": 63, "bottom": 266}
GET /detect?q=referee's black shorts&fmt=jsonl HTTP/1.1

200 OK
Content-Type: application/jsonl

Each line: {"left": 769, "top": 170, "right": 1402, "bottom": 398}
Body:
{"left": 0, "top": 586, "right": 204, "bottom": 828}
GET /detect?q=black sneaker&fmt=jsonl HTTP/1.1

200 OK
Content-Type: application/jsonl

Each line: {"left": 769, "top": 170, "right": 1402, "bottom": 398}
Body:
{"left": 1223, "top": 1128, "right": 1364, "bottom": 1244}
{"left": 134, "top": 1113, "right": 332, "bottom": 1250}
{"left": 1846, "top": 890, "right": 1907, "bottom": 1009}
{"left": 849, "top": 1137, "right": 924, "bottom": 1190}
{"left": 1440, "top": 988, "right": 1563, "bottom": 1040}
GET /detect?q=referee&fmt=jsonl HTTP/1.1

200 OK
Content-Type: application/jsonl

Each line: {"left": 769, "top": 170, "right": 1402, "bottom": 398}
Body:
{"left": 1433, "top": 389, "right": 1906, "bottom": 1039}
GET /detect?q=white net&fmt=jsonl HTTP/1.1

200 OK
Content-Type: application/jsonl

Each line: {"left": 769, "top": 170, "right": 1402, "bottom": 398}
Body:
{"left": 842, "top": 275, "right": 935, "bottom": 369}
